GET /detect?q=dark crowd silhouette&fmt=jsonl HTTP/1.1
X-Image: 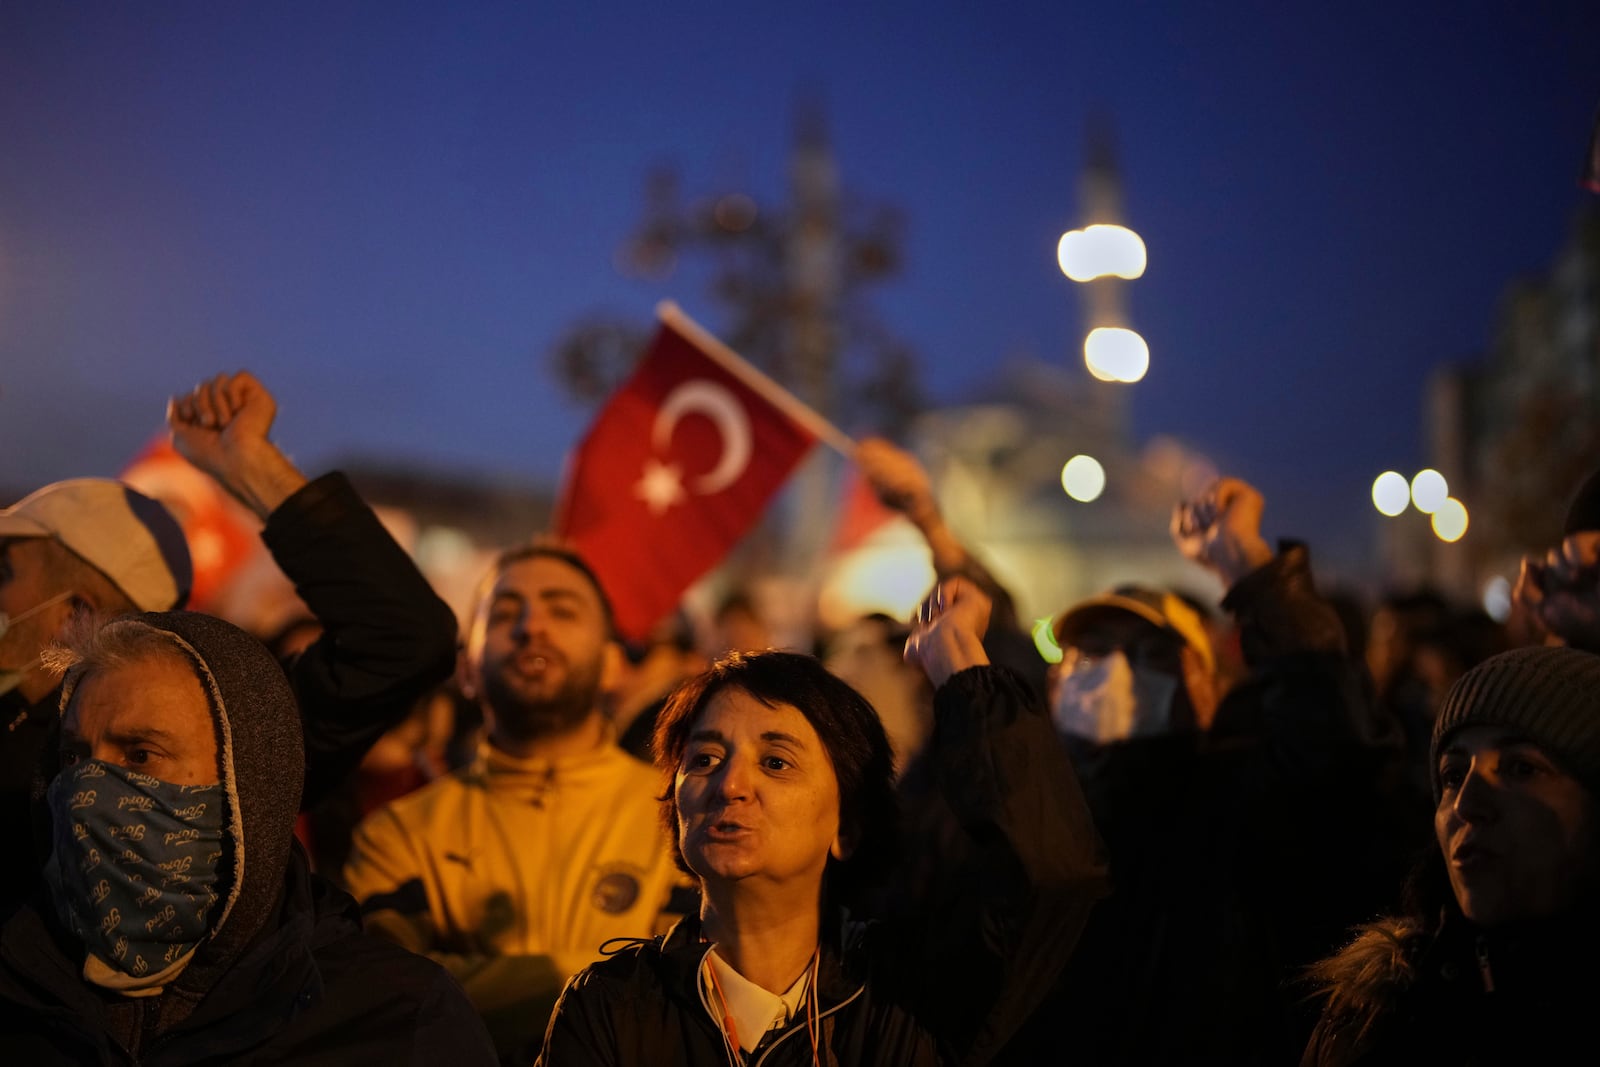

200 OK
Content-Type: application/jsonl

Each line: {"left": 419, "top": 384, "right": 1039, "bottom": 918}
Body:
{"left": 4, "top": 336, "right": 1600, "bottom": 1067}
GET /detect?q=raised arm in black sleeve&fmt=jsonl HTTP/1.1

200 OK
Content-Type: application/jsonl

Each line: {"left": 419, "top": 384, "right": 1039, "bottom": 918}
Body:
{"left": 262, "top": 471, "right": 459, "bottom": 809}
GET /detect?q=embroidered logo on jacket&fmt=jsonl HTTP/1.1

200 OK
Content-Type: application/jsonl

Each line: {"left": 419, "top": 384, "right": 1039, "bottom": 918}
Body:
{"left": 592, "top": 867, "right": 642, "bottom": 914}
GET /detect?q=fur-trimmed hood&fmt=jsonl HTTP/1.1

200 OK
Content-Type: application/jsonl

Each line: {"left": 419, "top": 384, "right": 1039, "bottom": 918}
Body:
{"left": 1302, "top": 917, "right": 1427, "bottom": 1043}
{"left": 1303, "top": 910, "right": 1600, "bottom": 1067}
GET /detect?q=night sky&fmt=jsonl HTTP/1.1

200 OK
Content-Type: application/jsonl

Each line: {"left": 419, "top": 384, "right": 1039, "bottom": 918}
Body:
{"left": 3, "top": 2, "right": 1597, "bottom": 582}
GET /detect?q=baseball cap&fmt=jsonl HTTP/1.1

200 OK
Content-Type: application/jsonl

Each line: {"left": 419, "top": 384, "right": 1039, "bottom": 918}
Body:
{"left": 0, "top": 479, "right": 193, "bottom": 611}
{"left": 1052, "top": 585, "right": 1215, "bottom": 674}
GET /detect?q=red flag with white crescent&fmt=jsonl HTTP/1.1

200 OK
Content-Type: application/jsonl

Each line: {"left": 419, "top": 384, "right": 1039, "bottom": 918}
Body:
{"left": 555, "top": 305, "right": 825, "bottom": 642}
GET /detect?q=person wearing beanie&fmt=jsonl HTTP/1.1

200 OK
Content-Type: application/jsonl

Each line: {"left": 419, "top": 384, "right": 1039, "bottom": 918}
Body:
{"left": 0, "top": 612, "right": 496, "bottom": 1065}
{"left": 1302, "top": 644, "right": 1600, "bottom": 1066}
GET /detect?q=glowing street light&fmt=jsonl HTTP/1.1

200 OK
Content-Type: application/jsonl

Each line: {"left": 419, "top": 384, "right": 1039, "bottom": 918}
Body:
{"left": 1411, "top": 469, "right": 1449, "bottom": 514}
{"left": 1083, "top": 328, "right": 1149, "bottom": 383}
{"left": 1372, "top": 471, "right": 1410, "bottom": 516}
{"left": 1432, "top": 497, "right": 1469, "bottom": 542}
{"left": 1057, "top": 224, "right": 1147, "bottom": 282}
{"left": 1061, "top": 454, "right": 1107, "bottom": 502}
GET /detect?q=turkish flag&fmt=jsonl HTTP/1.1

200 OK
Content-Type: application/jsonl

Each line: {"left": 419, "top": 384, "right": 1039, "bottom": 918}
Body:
{"left": 555, "top": 304, "right": 823, "bottom": 642}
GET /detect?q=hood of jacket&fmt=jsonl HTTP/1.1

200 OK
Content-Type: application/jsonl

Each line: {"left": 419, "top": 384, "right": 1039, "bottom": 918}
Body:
{"left": 1304, "top": 917, "right": 1425, "bottom": 1029}
{"left": 68, "top": 611, "right": 307, "bottom": 982}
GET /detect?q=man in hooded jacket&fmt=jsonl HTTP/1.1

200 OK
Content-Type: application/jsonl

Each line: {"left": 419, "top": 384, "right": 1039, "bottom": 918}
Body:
{"left": 0, "top": 370, "right": 459, "bottom": 917}
{"left": 0, "top": 610, "right": 495, "bottom": 1065}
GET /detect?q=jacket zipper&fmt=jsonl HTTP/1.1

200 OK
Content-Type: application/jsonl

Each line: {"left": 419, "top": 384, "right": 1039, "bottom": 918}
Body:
{"left": 1474, "top": 935, "right": 1496, "bottom": 994}
{"left": 694, "top": 945, "right": 865, "bottom": 1067}
{"left": 752, "top": 985, "right": 863, "bottom": 1067}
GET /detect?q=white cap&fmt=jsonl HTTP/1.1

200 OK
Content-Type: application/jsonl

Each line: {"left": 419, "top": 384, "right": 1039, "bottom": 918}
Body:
{"left": 0, "top": 479, "right": 192, "bottom": 611}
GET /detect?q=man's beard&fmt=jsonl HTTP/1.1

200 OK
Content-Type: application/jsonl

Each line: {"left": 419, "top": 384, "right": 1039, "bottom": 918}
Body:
{"left": 483, "top": 657, "right": 604, "bottom": 742}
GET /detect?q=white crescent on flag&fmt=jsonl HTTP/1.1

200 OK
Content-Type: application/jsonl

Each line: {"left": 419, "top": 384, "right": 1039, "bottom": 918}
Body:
{"left": 651, "top": 379, "right": 753, "bottom": 494}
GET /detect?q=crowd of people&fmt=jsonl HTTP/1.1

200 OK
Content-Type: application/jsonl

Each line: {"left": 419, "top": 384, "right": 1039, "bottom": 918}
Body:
{"left": 1, "top": 368, "right": 1598, "bottom": 1065}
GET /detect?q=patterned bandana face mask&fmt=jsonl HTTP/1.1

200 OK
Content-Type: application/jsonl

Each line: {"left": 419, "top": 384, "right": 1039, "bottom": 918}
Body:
{"left": 44, "top": 759, "right": 226, "bottom": 981}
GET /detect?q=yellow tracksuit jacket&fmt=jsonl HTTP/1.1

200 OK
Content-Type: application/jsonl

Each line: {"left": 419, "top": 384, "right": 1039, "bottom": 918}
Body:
{"left": 343, "top": 741, "right": 689, "bottom": 1058}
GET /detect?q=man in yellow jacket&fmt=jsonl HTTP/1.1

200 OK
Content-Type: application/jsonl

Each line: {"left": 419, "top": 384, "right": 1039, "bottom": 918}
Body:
{"left": 343, "top": 544, "right": 688, "bottom": 1064}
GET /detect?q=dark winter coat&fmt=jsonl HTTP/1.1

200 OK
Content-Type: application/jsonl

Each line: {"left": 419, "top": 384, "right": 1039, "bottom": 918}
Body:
{"left": 0, "top": 610, "right": 493, "bottom": 1065}
{"left": 1300, "top": 908, "right": 1600, "bottom": 1066}
{"left": 1017, "top": 544, "right": 1424, "bottom": 1065}
{"left": 0, "top": 852, "right": 493, "bottom": 1066}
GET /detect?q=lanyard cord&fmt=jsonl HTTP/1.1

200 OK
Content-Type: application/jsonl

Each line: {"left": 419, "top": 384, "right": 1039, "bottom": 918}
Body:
{"left": 705, "top": 960, "right": 746, "bottom": 1067}
{"left": 806, "top": 949, "right": 821, "bottom": 1065}
{"left": 704, "top": 949, "right": 824, "bottom": 1067}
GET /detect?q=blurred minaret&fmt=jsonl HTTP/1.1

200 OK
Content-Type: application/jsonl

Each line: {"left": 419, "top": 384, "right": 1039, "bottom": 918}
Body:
{"left": 779, "top": 104, "right": 845, "bottom": 573}
{"left": 786, "top": 105, "right": 842, "bottom": 422}
{"left": 1079, "top": 123, "right": 1131, "bottom": 325}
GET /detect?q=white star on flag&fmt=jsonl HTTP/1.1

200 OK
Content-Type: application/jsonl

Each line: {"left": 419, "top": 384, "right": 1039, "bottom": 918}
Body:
{"left": 634, "top": 457, "right": 687, "bottom": 514}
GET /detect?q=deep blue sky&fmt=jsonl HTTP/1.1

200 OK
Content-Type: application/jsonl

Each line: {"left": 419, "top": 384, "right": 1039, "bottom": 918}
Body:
{"left": 3, "top": 3, "right": 1597, "bottom": 577}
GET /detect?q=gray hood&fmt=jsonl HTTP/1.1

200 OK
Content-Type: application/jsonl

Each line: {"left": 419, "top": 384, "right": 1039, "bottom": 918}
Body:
{"left": 73, "top": 611, "right": 307, "bottom": 972}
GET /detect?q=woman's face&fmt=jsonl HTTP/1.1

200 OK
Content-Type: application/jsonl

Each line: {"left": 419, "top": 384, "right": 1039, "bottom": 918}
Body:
{"left": 1436, "top": 725, "right": 1597, "bottom": 926}
{"left": 675, "top": 687, "right": 846, "bottom": 898}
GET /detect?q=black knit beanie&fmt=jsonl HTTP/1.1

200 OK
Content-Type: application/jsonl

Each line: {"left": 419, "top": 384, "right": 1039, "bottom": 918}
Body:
{"left": 1563, "top": 467, "right": 1600, "bottom": 535}
{"left": 1431, "top": 644, "right": 1600, "bottom": 801}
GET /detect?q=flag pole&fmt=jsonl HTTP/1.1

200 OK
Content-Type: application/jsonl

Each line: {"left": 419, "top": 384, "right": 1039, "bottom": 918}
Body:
{"left": 657, "top": 301, "right": 857, "bottom": 457}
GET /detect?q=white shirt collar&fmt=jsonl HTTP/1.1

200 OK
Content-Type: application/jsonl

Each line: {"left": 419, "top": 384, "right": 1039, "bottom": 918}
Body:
{"left": 704, "top": 948, "right": 812, "bottom": 1053}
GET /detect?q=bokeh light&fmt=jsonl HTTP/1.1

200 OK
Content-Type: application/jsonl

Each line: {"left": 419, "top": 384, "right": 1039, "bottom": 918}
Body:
{"left": 815, "top": 541, "right": 937, "bottom": 632}
{"left": 1432, "top": 497, "right": 1468, "bottom": 542}
{"left": 1411, "top": 469, "right": 1449, "bottom": 513}
{"left": 1371, "top": 471, "right": 1410, "bottom": 516}
{"left": 1061, "top": 454, "right": 1106, "bottom": 502}
{"left": 1057, "top": 224, "right": 1148, "bottom": 281}
{"left": 1483, "top": 576, "right": 1511, "bottom": 622}
{"left": 1083, "top": 328, "right": 1149, "bottom": 383}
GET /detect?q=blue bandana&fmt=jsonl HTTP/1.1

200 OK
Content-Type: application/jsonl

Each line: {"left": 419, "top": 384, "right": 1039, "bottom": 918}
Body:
{"left": 44, "top": 759, "right": 226, "bottom": 983}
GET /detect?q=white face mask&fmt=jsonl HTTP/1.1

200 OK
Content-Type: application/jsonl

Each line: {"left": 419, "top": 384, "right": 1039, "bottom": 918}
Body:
{"left": 1051, "top": 649, "right": 1180, "bottom": 743}
{"left": 0, "top": 590, "right": 73, "bottom": 697}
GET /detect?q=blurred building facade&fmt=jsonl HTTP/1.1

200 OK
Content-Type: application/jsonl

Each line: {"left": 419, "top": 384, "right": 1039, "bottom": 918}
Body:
{"left": 1402, "top": 204, "right": 1600, "bottom": 608}
{"left": 909, "top": 357, "right": 1221, "bottom": 624}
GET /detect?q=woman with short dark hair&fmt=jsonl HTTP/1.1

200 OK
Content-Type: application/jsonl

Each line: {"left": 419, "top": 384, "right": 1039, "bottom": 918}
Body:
{"left": 536, "top": 578, "right": 1106, "bottom": 1066}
